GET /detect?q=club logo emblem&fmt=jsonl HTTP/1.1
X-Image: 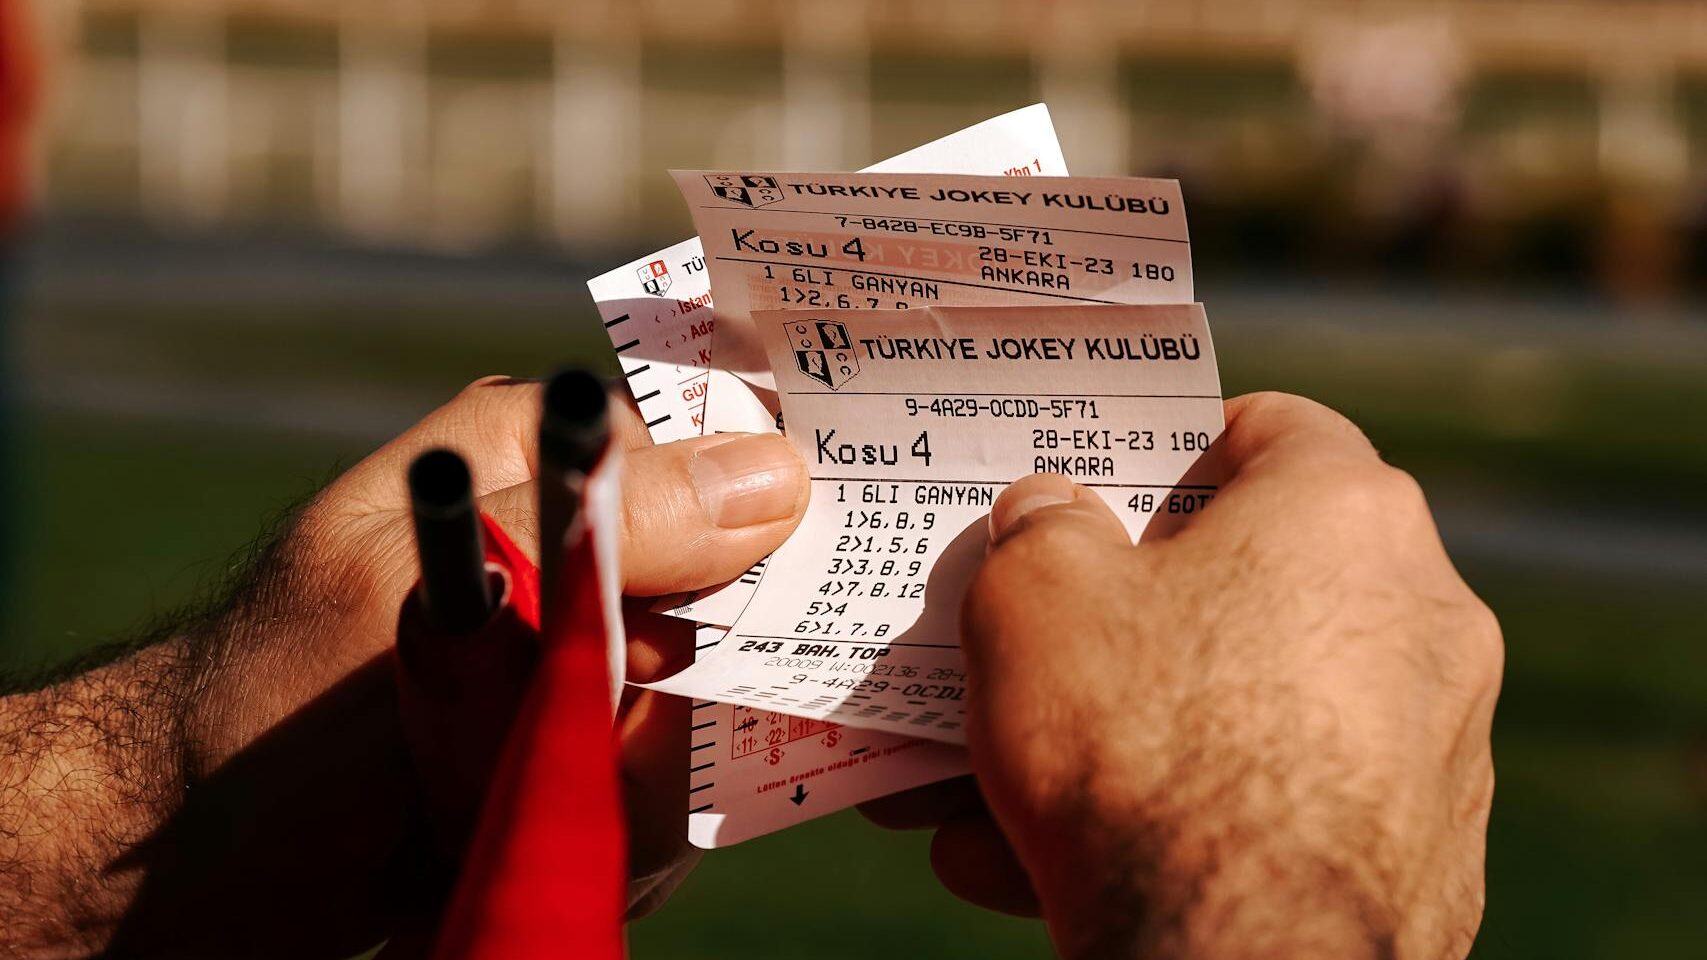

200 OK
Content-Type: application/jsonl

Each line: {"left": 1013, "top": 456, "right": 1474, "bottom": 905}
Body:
{"left": 706, "top": 174, "right": 784, "bottom": 208}
{"left": 637, "top": 259, "right": 671, "bottom": 296}
{"left": 789, "top": 320, "right": 859, "bottom": 390}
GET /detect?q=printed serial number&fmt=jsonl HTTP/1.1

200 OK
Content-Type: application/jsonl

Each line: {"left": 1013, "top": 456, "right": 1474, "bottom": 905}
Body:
{"left": 790, "top": 674, "right": 967, "bottom": 702}
{"left": 904, "top": 398, "right": 1100, "bottom": 419}
{"left": 829, "top": 218, "right": 1054, "bottom": 245}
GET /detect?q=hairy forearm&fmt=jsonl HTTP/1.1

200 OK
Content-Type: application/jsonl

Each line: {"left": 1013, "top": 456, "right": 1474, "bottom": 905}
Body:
{"left": 0, "top": 642, "right": 197, "bottom": 958}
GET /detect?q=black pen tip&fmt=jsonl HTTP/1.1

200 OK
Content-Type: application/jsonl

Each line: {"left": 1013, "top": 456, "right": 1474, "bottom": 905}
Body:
{"left": 541, "top": 369, "right": 611, "bottom": 472}
{"left": 409, "top": 448, "right": 473, "bottom": 515}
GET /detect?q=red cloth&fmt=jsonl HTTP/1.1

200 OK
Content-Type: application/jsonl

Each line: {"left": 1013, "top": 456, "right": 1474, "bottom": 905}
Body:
{"left": 424, "top": 516, "right": 627, "bottom": 960}
{"left": 0, "top": 0, "right": 37, "bottom": 227}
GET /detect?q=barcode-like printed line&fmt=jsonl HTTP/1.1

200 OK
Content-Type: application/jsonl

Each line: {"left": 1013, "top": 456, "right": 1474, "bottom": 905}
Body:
{"left": 614, "top": 338, "right": 641, "bottom": 353}
{"left": 689, "top": 803, "right": 714, "bottom": 814}
{"left": 624, "top": 364, "right": 651, "bottom": 379}
{"left": 635, "top": 388, "right": 661, "bottom": 403}
{"left": 604, "top": 314, "right": 630, "bottom": 328}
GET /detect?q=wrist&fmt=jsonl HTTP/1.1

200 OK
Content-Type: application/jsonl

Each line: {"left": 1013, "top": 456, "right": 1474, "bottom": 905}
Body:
{"left": 0, "top": 641, "right": 197, "bottom": 956}
{"left": 1027, "top": 761, "right": 1401, "bottom": 960}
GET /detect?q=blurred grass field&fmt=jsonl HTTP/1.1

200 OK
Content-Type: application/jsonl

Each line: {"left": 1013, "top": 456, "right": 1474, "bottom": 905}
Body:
{"left": 5, "top": 231, "right": 1706, "bottom": 958}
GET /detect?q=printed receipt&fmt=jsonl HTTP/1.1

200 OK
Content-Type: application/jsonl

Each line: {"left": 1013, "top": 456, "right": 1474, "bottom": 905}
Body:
{"left": 683, "top": 170, "right": 1194, "bottom": 441}
{"left": 588, "top": 107, "right": 1068, "bottom": 846}
{"left": 664, "top": 171, "right": 1194, "bottom": 628}
{"left": 587, "top": 104, "right": 1068, "bottom": 445}
{"left": 646, "top": 304, "right": 1223, "bottom": 747}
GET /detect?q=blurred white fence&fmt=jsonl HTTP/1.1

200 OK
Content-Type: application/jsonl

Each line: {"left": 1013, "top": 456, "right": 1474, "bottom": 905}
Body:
{"left": 31, "top": 0, "right": 1707, "bottom": 252}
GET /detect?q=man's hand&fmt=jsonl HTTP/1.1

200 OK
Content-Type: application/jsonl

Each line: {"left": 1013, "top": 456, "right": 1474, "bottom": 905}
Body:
{"left": 0, "top": 377, "right": 809, "bottom": 958}
{"left": 871, "top": 392, "right": 1501, "bottom": 960}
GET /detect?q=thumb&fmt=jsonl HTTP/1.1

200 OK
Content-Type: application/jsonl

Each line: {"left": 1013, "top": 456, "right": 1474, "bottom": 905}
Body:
{"left": 961, "top": 473, "right": 1128, "bottom": 750}
{"left": 986, "top": 472, "right": 1129, "bottom": 549}
{"left": 475, "top": 433, "right": 811, "bottom": 597}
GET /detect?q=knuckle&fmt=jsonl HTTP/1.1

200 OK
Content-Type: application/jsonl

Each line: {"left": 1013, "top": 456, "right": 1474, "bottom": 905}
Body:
{"left": 1231, "top": 390, "right": 1363, "bottom": 437}
{"left": 1319, "top": 461, "right": 1430, "bottom": 528}
{"left": 453, "top": 376, "right": 536, "bottom": 422}
{"left": 1232, "top": 389, "right": 1314, "bottom": 419}
{"left": 1427, "top": 589, "right": 1504, "bottom": 703}
{"left": 1457, "top": 598, "right": 1506, "bottom": 694}
{"left": 461, "top": 374, "right": 512, "bottom": 394}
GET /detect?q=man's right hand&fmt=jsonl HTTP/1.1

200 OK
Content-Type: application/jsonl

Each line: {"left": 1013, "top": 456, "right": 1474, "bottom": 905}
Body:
{"left": 875, "top": 392, "right": 1502, "bottom": 960}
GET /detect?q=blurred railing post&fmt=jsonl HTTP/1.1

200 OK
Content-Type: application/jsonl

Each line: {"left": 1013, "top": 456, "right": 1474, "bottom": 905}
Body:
{"left": 1596, "top": 48, "right": 1688, "bottom": 304}
{"left": 137, "top": 11, "right": 228, "bottom": 225}
{"left": 1032, "top": 1, "right": 1128, "bottom": 176}
{"left": 782, "top": 0, "right": 870, "bottom": 171}
{"left": 1597, "top": 55, "right": 1686, "bottom": 189}
{"left": 335, "top": 19, "right": 426, "bottom": 244}
{"left": 546, "top": 7, "right": 641, "bottom": 253}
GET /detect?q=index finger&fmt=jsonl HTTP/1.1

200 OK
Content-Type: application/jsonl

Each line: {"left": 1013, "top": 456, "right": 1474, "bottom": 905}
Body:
{"left": 344, "top": 375, "right": 663, "bottom": 510}
{"left": 1145, "top": 391, "right": 1399, "bottom": 544}
{"left": 1217, "top": 391, "right": 1382, "bottom": 480}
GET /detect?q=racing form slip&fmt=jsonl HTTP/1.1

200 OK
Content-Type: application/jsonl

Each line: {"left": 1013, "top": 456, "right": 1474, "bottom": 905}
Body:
{"left": 682, "top": 169, "right": 1194, "bottom": 441}
{"left": 589, "top": 107, "right": 1069, "bottom": 846}
{"left": 645, "top": 303, "right": 1223, "bottom": 759}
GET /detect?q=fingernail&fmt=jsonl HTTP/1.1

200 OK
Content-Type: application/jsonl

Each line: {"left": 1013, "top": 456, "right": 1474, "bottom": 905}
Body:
{"left": 690, "top": 434, "right": 806, "bottom": 528}
{"left": 988, "top": 474, "right": 1080, "bottom": 541}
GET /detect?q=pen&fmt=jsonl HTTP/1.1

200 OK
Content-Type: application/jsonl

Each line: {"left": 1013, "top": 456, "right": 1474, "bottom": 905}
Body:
{"left": 538, "top": 369, "right": 611, "bottom": 614}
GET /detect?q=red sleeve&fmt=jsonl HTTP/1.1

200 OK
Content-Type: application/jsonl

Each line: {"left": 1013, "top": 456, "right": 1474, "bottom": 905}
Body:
{"left": 0, "top": 0, "right": 40, "bottom": 227}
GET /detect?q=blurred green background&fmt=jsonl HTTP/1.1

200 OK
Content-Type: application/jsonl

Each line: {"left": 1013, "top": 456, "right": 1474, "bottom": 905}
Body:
{"left": 9, "top": 1, "right": 1707, "bottom": 956}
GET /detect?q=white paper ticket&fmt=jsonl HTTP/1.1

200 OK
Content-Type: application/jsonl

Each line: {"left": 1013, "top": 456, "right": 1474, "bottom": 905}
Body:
{"left": 645, "top": 304, "right": 1223, "bottom": 745}
{"left": 683, "top": 627, "right": 968, "bottom": 849}
{"left": 663, "top": 172, "right": 1194, "bottom": 628}
{"left": 591, "top": 107, "right": 1067, "bottom": 847}
{"left": 586, "top": 104, "right": 1067, "bottom": 445}
{"left": 684, "top": 170, "right": 1194, "bottom": 441}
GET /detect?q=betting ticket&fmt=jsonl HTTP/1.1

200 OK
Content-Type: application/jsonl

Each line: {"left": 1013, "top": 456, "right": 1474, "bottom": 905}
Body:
{"left": 684, "top": 170, "right": 1194, "bottom": 440}
{"left": 586, "top": 104, "right": 1068, "bottom": 446}
{"left": 663, "top": 171, "right": 1194, "bottom": 628}
{"left": 645, "top": 304, "right": 1223, "bottom": 745}
{"left": 589, "top": 107, "right": 1068, "bottom": 846}
{"left": 684, "top": 627, "right": 968, "bottom": 848}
